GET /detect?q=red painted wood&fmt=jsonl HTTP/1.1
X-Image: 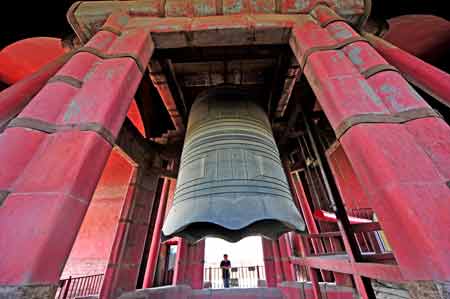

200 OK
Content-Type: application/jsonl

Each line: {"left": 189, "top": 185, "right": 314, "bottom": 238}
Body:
{"left": 366, "top": 33, "right": 450, "bottom": 107}
{"left": 0, "top": 51, "right": 72, "bottom": 130}
{"left": 291, "top": 256, "right": 404, "bottom": 282}
{"left": 272, "top": 241, "right": 284, "bottom": 285}
{"left": 262, "top": 238, "right": 277, "bottom": 287}
{"left": 61, "top": 149, "right": 133, "bottom": 278}
{"left": 291, "top": 234, "right": 323, "bottom": 299}
{"left": 143, "top": 179, "right": 171, "bottom": 288}
{"left": 111, "top": 185, "right": 158, "bottom": 296}
{"left": 173, "top": 238, "right": 189, "bottom": 285}
{"left": 278, "top": 235, "right": 295, "bottom": 282}
{"left": 383, "top": 15, "right": 450, "bottom": 62}
{"left": 326, "top": 144, "right": 371, "bottom": 210}
{"left": 0, "top": 37, "right": 66, "bottom": 85}
{"left": 100, "top": 169, "right": 138, "bottom": 299}
{"left": 100, "top": 167, "right": 159, "bottom": 298}
{"left": 189, "top": 240, "right": 206, "bottom": 289}
{"left": 313, "top": 210, "right": 371, "bottom": 224}
{"left": 291, "top": 8, "right": 450, "bottom": 280}
{"left": 0, "top": 18, "right": 154, "bottom": 292}
{"left": 289, "top": 172, "right": 334, "bottom": 282}
{"left": 0, "top": 130, "right": 111, "bottom": 284}
{"left": 0, "top": 128, "right": 46, "bottom": 192}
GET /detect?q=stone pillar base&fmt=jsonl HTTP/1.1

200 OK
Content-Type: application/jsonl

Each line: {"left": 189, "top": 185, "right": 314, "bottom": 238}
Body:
{"left": 0, "top": 284, "right": 57, "bottom": 299}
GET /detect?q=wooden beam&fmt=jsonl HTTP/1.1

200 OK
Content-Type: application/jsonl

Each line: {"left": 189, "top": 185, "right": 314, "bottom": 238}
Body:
{"left": 115, "top": 118, "right": 181, "bottom": 172}
{"left": 351, "top": 222, "right": 382, "bottom": 233}
{"left": 115, "top": 118, "right": 159, "bottom": 166}
{"left": 134, "top": 73, "right": 157, "bottom": 138}
{"left": 148, "top": 60, "right": 185, "bottom": 132}
{"left": 278, "top": 101, "right": 301, "bottom": 145}
{"left": 267, "top": 55, "right": 284, "bottom": 117}
{"left": 164, "top": 59, "right": 187, "bottom": 116}
{"left": 290, "top": 256, "right": 405, "bottom": 282}
{"left": 275, "top": 58, "right": 301, "bottom": 117}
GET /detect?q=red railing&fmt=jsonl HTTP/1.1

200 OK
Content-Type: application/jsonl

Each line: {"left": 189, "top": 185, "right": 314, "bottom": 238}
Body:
{"left": 204, "top": 265, "right": 265, "bottom": 289}
{"left": 55, "top": 274, "right": 104, "bottom": 299}
{"left": 290, "top": 219, "right": 403, "bottom": 283}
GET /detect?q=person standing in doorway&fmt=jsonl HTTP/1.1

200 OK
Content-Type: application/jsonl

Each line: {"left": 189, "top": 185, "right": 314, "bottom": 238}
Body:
{"left": 220, "top": 254, "right": 231, "bottom": 288}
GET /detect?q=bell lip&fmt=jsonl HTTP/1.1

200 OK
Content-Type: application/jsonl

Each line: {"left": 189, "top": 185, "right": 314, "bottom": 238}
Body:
{"left": 161, "top": 218, "right": 306, "bottom": 243}
{"left": 161, "top": 194, "right": 306, "bottom": 243}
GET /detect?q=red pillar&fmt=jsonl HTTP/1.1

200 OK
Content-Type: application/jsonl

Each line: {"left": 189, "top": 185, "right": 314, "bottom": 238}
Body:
{"left": 293, "top": 235, "right": 323, "bottom": 299}
{"left": 278, "top": 234, "right": 295, "bottom": 282}
{"left": 173, "top": 238, "right": 189, "bottom": 285}
{"left": 100, "top": 168, "right": 159, "bottom": 299}
{"left": 154, "top": 243, "right": 169, "bottom": 286}
{"left": 0, "top": 13, "right": 153, "bottom": 298}
{"left": 271, "top": 241, "right": 284, "bottom": 285}
{"left": 290, "top": 5, "right": 450, "bottom": 281}
{"left": 174, "top": 239, "right": 204, "bottom": 288}
{"left": 288, "top": 171, "right": 335, "bottom": 282}
{"left": 262, "top": 238, "right": 277, "bottom": 287}
{"left": 365, "top": 33, "right": 450, "bottom": 107}
{"left": 100, "top": 169, "right": 138, "bottom": 299}
{"left": 189, "top": 240, "right": 206, "bottom": 289}
{"left": 142, "top": 178, "right": 172, "bottom": 288}
{"left": 0, "top": 51, "right": 73, "bottom": 131}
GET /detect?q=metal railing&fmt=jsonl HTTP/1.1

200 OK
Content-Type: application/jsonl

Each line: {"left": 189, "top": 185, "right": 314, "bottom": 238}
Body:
{"left": 55, "top": 274, "right": 104, "bottom": 299}
{"left": 204, "top": 265, "right": 265, "bottom": 289}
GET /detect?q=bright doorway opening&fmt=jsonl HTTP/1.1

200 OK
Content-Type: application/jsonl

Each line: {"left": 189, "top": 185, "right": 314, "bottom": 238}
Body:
{"left": 204, "top": 236, "right": 265, "bottom": 288}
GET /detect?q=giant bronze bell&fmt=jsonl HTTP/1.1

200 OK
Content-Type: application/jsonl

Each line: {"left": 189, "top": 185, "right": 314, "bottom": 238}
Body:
{"left": 162, "top": 86, "right": 305, "bottom": 242}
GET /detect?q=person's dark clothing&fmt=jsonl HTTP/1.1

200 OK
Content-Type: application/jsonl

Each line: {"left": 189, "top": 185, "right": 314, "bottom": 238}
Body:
{"left": 220, "top": 260, "right": 231, "bottom": 288}
{"left": 220, "top": 260, "right": 231, "bottom": 278}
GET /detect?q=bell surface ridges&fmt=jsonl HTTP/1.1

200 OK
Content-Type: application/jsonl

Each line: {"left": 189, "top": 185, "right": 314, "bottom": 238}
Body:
{"left": 162, "top": 86, "right": 305, "bottom": 242}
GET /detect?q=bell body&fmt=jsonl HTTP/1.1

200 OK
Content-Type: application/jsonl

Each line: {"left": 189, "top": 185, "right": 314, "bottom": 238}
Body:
{"left": 162, "top": 86, "right": 305, "bottom": 242}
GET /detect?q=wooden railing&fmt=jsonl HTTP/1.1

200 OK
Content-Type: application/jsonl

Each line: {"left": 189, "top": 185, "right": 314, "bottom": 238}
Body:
{"left": 290, "top": 221, "right": 404, "bottom": 283}
{"left": 55, "top": 274, "right": 104, "bottom": 299}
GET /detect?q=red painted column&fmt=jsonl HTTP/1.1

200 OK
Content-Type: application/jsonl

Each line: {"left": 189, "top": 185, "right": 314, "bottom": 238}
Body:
{"left": 173, "top": 238, "right": 189, "bottom": 285}
{"left": 271, "top": 241, "right": 284, "bottom": 285}
{"left": 289, "top": 173, "right": 321, "bottom": 248}
{"left": 0, "top": 13, "right": 153, "bottom": 298}
{"left": 154, "top": 243, "right": 169, "bottom": 286}
{"left": 291, "top": 234, "right": 322, "bottom": 299}
{"left": 189, "top": 240, "right": 206, "bottom": 289}
{"left": 0, "top": 51, "right": 73, "bottom": 131}
{"left": 364, "top": 33, "right": 450, "bottom": 108}
{"left": 288, "top": 171, "right": 335, "bottom": 282}
{"left": 100, "top": 168, "right": 159, "bottom": 299}
{"left": 278, "top": 234, "right": 295, "bottom": 282}
{"left": 262, "top": 238, "right": 277, "bottom": 287}
{"left": 142, "top": 178, "right": 172, "bottom": 288}
{"left": 100, "top": 169, "right": 138, "bottom": 298}
{"left": 290, "top": 5, "right": 450, "bottom": 281}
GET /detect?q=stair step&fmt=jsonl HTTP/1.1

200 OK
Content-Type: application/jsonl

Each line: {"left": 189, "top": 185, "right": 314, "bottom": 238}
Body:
{"left": 119, "top": 286, "right": 284, "bottom": 299}
{"left": 191, "top": 287, "right": 283, "bottom": 299}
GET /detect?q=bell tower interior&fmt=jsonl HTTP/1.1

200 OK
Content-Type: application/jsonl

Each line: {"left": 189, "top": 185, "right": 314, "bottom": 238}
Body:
{"left": 0, "top": 1, "right": 449, "bottom": 299}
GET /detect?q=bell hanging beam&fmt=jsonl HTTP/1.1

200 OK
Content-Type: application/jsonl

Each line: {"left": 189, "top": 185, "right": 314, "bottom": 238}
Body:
{"left": 162, "top": 86, "right": 305, "bottom": 243}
